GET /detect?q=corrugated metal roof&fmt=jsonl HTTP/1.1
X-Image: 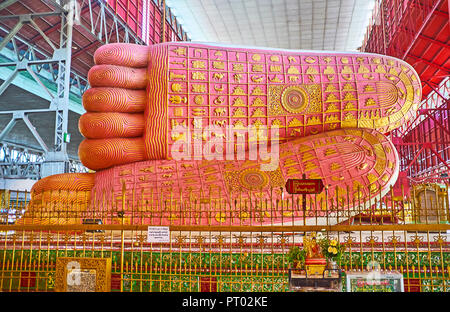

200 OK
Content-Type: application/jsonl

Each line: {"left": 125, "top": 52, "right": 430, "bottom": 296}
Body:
{"left": 166, "top": 0, "right": 376, "bottom": 51}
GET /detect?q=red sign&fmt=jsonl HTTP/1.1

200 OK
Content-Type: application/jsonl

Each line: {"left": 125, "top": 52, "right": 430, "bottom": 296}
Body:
{"left": 285, "top": 179, "right": 324, "bottom": 194}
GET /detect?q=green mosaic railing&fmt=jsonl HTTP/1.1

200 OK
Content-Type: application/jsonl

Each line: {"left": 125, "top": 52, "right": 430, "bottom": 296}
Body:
{"left": 1, "top": 249, "right": 449, "bottom": 271}
{"left": 1, "top": 249, "right": 449, "bottom": 292}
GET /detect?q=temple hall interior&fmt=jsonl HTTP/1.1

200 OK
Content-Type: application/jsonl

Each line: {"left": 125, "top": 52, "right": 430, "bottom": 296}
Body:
{"left": 0, "top": 0, "right": 449, "bottom": 294}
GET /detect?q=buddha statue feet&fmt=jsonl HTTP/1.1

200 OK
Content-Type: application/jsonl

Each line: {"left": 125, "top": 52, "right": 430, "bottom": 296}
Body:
{"left": 17, "top": 42, "right": 421, "bottom": 226}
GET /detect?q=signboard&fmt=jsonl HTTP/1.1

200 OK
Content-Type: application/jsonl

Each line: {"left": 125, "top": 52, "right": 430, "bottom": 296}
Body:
{"left": 147, "top": 226, "right": 170, "bottom": 243}
{"left": 285, "top": 179, "right": 324, "bottom": 194}
{"left": 346, "top": 272, "right": 404, "bottom": 292}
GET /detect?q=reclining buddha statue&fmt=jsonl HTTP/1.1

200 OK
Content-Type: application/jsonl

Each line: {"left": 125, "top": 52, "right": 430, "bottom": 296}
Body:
{"left": 19, "top": 41, "right": 421, "bottom": 226}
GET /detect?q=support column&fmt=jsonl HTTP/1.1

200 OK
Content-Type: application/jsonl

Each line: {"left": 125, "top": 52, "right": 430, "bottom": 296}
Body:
{"left": 41, "top": 0, "right": 75, "bottom": 177}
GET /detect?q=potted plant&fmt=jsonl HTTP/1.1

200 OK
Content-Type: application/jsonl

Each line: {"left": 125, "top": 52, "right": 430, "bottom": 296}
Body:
{"left": 318, "top": 237, "right": 345, "bottom": 269}
{"left": 287, "top": 246, "right": 307, "bottom": 269}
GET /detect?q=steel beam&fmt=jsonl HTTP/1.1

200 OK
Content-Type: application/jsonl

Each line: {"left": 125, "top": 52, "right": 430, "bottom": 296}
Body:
{"left": 38, "top": 0, "right": 76, "bottom": 177}
{"left": 421, "top": 110, "right": 450, "bottom": 137}
{"left": 408, "top": 53, "right": 450, "bottom": 73}
{"left": 0, "top": 108, "right": 57, "bottom": 115}
{"left": 0, "top": 59, "right": 60, "bottom": 67}
{"left": 401, "top": 0, "right": 444, "bottom": 59}
{"left": 424, "top": 81, "right": 450, "bottom": 103}
{"left": 418, "top": 33, "right": 449, "bottom": 49}
{"left": 0, "top": 1, "right": 78, "bottom": 178}
{"left": 0, "top": 0, "right": 20, "bottom": 12}
{"left": 22, "top": 114, "right": 49, "bottom": 153}
{"left": 0, "top": 19, "right": 23, "bottom": 52}
{"left": 0, "top": 118, "right": 17, "bottom": 142}
{"left": 414, "top": 0, "right": 448, "bottom": 18}
{"left": 0, "top": 12, "right": 62, "bottom": 20}
{"left": 0, "top": 24, "right": 88, "bottom": 97}
{"left": 0, "top": 141, "right": 85, "bottom": 179}
{"left": 0, "top": 68, "right": 19, "bottom": 96}
{"left": 14, "top": 1, "right": 98, "bottom": 51}
{"left": 26, "top": 65, "right": 55, "bottom": 99}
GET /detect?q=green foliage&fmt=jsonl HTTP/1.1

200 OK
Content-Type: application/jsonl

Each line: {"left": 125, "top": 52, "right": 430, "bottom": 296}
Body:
{"left": 286, "top": 246, "right": 307, "bottom": 267}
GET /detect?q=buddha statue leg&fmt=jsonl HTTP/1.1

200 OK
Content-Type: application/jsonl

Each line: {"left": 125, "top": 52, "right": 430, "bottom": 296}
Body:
{"left": 16, "top": 42, "right": 421, "bottom": 225}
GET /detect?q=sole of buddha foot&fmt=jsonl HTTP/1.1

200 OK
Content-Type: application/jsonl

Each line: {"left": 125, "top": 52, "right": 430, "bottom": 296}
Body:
{"left": 78, "top": 42, "right": 421, "bottom": 170}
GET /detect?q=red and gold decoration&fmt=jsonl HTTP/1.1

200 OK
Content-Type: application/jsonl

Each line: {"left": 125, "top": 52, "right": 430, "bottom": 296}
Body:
{"left": 303, "top": 233, "right": 327, "bottom": 276}
{"left": 17, "top": 41, "right": 423, "bottom": 226}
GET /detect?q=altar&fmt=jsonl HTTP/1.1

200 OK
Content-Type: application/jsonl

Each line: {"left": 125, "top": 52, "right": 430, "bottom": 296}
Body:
{"left": 288, "top": 268, "right": 342, "bottom": 292}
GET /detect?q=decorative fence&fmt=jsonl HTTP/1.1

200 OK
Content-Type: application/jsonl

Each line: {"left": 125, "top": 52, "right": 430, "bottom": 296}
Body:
{"left": 0, "top": 184, "right": 449, "bottom": 292}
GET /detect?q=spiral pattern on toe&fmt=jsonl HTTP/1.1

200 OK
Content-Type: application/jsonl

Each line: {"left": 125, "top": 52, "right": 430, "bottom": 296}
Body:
{"left": 88, "top": 65, "right": 147, "bottom": 89}
{"left": 79, "top": 138, "right": 146, "bottom": 170}
{"left": 81, "top": 45, "right": 149, "bottom": 171}
{"left": 79, "top": 112, "right": 145, "bottom": 139}
{"left": 31, "top": 173, "right": 95, "bottom": 194}
{"left": 31, "top": 190, "right": 92, "bottom": 206}
{"left": 94, "top": 43, "right": 149, "bottom": 68}
{"left": 82, "top": 88, "right": 146, "bottom": 113}
{"left": 17, "top": 174, "right": 95, "bottom": 226}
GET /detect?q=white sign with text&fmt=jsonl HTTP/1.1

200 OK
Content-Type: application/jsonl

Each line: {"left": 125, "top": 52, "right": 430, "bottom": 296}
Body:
{"left": 147, "top": 226, "right": 170, "bottom": 243}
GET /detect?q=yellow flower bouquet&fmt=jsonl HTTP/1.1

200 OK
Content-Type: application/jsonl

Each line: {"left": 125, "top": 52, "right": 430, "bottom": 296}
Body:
{"left": 318, "top": 237, "right": 345, "bottom": 262}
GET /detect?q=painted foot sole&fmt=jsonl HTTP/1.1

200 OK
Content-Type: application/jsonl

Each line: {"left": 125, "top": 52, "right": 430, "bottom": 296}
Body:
{"left": 79, "top": 42, "right": 421, "bottom": 170}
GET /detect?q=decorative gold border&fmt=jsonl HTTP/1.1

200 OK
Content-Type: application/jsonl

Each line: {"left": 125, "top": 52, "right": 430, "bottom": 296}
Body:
{"left": 55, "top": 257, "right": 111, "bottom": 292}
